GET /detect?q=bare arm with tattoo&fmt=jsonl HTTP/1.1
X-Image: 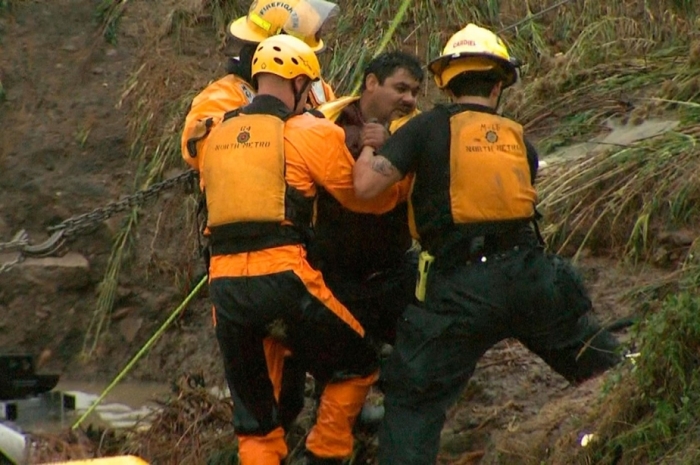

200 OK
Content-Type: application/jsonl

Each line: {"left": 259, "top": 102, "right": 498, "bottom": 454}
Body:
{"left": 353, "top": 145, "right": 403, "bottom": 199}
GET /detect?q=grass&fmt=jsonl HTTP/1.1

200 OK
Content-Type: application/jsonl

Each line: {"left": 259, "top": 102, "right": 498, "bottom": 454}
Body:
{"left": 83, "top": 1, "right": 221, "bottom": 359}
{"left": 570, "top": 289, "right": 700, "bottom": 465}
{"left": 96, "top": 0, "right": 128, "bottom": 44}
{"left": 0, "top": 0, "right": 21, "bottom": 13}
{"left": 538, "top": 121, "right": 700, "bottom": 261}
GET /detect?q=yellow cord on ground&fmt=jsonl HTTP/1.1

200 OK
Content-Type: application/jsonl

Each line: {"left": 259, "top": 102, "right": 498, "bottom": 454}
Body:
{"left": 71, "top": 275, "right": 208, "bottom": 431}
{"left": 350, "top": 0, "right": 412, "bottom": 96}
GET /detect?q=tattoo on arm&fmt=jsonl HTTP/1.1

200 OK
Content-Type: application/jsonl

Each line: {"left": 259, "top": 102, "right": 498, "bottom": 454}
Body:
{"left": 371, "top": 156, "right": 396, "bottom": 177}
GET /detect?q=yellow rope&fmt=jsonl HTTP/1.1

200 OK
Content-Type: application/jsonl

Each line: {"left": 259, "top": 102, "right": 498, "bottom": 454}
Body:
{"left": 71, "top": 275, "right": 207, "bottom": 430}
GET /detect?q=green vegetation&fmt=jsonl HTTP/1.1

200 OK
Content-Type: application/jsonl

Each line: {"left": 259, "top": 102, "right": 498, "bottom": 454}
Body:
{"left": 571, "top": 289, "right": 700, "bottom": 465}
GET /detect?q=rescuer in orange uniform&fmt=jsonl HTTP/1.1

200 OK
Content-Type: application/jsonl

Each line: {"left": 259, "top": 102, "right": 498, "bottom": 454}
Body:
{"left": 181, "top": 0, "right": 338, "bottom": 173}
{"left": 352, "top": 24, "right": 622, "bottom": 464}
{"left": 195, "top": 34, "right": 403, "bottom": 465}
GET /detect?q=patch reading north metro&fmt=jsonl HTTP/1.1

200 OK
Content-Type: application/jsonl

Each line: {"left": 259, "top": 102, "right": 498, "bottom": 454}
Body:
{"left": 212, "top": 127, "right": 272, "bottom": 151}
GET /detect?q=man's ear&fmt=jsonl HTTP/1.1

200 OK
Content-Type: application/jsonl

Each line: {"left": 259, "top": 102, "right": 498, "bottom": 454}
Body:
{"left": 491, "top": 81, "right": 504, "bottom": 98}
{"left": 292, "top": 75, "right": 308, "bottom": 93}
{"left": 365, "top": 73, "right": 379, "bottom": 91}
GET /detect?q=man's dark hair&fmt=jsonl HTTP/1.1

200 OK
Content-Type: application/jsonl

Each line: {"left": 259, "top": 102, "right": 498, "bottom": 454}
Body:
{"left": 360, "top": 51, "right": 424, "bottom": 91}
{"left": 446, "top": 69, "right": 504, "bottom": 98}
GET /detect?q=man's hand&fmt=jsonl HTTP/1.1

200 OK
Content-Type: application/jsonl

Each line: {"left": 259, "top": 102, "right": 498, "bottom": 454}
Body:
{"left": 361, "top": 121, "right": 390, "bottom": 150}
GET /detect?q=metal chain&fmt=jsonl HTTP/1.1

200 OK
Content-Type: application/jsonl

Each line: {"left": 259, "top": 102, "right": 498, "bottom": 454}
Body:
{"left": 0, "top": 230, "right": 29, "bottom": 253}
{"left": 0, "top": 170, "right": 198, "bottom": 273}
{"left": 0, "top": 253, "right": 25, "bottom": 274}
{"left": 48, "top": 170, "right": 197, "bottom": 238}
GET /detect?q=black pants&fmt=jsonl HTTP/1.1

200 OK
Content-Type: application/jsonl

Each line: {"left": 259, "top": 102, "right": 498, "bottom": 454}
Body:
{"left": 378, "top": 246, "right": 621, "bottom": 465}
{"left": 323, "top": 250, "right": 418, "bottom": 347}
{"left": 211, "top": 270, "right": 378, "bottom": 437}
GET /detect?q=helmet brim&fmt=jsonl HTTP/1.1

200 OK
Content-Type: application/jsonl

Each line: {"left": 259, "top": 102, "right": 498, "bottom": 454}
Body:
{"left": 227, "top": 16, "right": 327, "bottom": 52}
{"left": 429, "top": 53, "right": 518, "bottom": 89}
{"left": 228, "top": 16, "right": 268, "bottom": 44}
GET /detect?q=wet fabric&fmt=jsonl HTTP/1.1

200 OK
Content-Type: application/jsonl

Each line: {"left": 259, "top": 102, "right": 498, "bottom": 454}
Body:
{"left": 312, "top": 99, "right": 416, "bottom": 348}
{"left": 322, "top": 249, "right": 418, "bottom": 345}
{"left": 313, "top": 100, "right": 413, "bottom": 280}
{"left": 212, "top": 246, "right": 379, "bottom": 462}
{"left": 380, "top": 103, "right": 539, "bottom": 250}
{"left": 377, "top": 246, "right": 621, "bottom": 464}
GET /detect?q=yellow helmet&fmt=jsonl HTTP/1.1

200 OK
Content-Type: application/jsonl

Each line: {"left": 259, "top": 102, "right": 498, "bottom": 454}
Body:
{"left": 428, "top": 23, "right": 520, "bottom": 89}
{"left": 227, "top": 0, "right": 339, "bottom": 52}
{"left": 251, "top": 35, "right": 321, "bottom": 81}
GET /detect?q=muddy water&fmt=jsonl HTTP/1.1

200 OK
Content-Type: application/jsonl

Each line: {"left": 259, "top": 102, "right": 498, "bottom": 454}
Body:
{"left": 13, "top": 381, "right": 172, "bottom": 434}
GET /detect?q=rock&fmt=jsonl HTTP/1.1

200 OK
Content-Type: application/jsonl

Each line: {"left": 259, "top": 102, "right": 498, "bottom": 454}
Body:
{"left": 112, "top": 306, "right": 135, "bottom": 321}
{"left": 440, "top": 430, "right": 482, "bottom": 455}
{"left": 61, "top": 44, "right": 78, "bottom": 52}
{"left": 19, "top": 252, "right": 91, "bottom": 291}
{"left": 118, "top": 316, "right": 143, "bottom": 344}
{"left": 91, "top": 67, "right": 105, "bottom": 75}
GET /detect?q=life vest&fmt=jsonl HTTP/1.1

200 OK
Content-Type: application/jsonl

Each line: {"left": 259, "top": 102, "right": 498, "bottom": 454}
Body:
{"left": 201, "top": 110, "right": 313, "bottom": 255}
{"left": 317, "top": 96, "right": 359, "bottom": 122}
{"left": 447, "top": 110, "right": 537, "bottom": 224}
{"left": 185, "top": 76, "right": 335, "bottom": 171}
{"left": 390, "top": 107, "right": 421, "bottom": 133}
{"left": 182, "top": 74, "right": 256, "bottom": 167}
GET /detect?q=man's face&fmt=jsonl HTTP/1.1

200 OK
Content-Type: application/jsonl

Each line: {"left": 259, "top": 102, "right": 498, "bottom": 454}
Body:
{"left": 366, "top": 67, "right": 421, "bottom": 122}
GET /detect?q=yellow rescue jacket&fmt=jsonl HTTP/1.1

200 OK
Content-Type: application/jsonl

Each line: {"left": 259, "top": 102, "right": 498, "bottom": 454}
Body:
{"left": 317, "top": 96, "right": 420, "bottom": 133}
{"left": 202, "top": 108, "right": 314, "bottom": 255}
{"left": 183, "top": 74, "right": 336, "bottom": 187}
{"left": 447, "top": 110, "right": 537, "bottom": 224}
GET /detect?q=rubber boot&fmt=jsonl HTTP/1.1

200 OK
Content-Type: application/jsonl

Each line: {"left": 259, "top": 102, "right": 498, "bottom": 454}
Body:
{"left": 305, "top": 371, "right": 378, "bottom": 460}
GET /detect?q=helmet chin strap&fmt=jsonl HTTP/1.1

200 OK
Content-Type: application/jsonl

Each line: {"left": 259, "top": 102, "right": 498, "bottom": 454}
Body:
{"left": 292, "top": 78, "right": 312, "bottom": 112}
{"left": 496, "top": 90, "right": 504, "bottom": 113}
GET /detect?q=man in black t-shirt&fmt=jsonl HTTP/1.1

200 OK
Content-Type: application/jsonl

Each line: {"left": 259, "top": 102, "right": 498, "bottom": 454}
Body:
{"left": 353, "top": 23, "right": 621, "bottom": 465}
